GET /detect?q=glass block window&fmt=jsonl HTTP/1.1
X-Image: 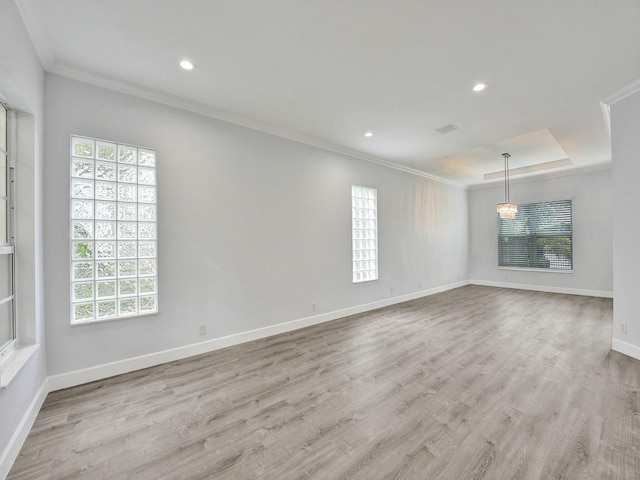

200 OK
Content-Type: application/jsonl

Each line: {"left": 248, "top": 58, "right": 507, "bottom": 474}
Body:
{"left": 352, "top": 185, "right": 378, "bottom": 283}
{"left": 70, "top": 136, "right": 158, "bottom": 324}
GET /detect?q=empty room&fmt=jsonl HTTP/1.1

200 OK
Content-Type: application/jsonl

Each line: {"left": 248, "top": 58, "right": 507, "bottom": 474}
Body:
{"left": 1, "top": 1, "right": 640, "bottom": 478}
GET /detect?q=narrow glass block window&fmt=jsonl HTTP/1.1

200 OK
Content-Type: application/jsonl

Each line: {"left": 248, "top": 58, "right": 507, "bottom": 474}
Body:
{"left": 498, "top": 199, "right": 572, "bottom": 271}
{"left": 70, "top": 136, "right": 158, "bottom": 324}
{"left": 352, "top": 185, "right": 378, "bottom": 283}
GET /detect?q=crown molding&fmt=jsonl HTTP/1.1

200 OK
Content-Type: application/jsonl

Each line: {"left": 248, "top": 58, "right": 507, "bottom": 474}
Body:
{"left": 600, "top": 78, "right": 640, "bottom": 139}
{"left": 47, "top": 62, "right": 465, "bottom": 189}
{"left": 601, "top": 78, "right": 640, "bottom": 107}
{"left": 13, "top": 0, "right": 55, "bottom": 69}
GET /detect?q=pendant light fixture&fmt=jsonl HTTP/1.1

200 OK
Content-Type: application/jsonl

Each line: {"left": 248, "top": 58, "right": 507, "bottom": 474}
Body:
{"left": 496, "top": 152, "right": 517, "bottom": 219}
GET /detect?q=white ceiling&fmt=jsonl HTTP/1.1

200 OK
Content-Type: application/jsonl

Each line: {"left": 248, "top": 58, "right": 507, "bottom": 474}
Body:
{"left": 15, "top": 0, "right": 640, "bottom": 186}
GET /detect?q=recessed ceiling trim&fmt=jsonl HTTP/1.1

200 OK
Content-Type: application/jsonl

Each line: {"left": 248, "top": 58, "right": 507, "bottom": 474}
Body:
{"left": 471, "top": 162, "right": 610, "bottom": 190}
{"left": 483, "top": 158, "right": 573, "bottom": 180}
{"left": 47, "top": 62, "right": 467, "bottom": 189}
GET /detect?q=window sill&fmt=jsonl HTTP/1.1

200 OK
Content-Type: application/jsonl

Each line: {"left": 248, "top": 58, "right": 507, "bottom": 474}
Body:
{"left": 498, "top": 267, "right": 573, "bottom": 274}
{"left": 0, "top": 344, "right": 39, "bottom": 390}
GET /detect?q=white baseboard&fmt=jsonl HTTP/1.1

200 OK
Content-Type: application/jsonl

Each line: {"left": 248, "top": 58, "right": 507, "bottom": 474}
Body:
{"left": 612, "top": 338, "right": 640, "bottom": 361}
{"left": 0, "top": 378, "right": 49, "bottom": 480}
{"left": 49, "top": 280, "right": 470, "bottom": 391}
{"left": 470, "top": 279, "right": 613, "bottom": 298}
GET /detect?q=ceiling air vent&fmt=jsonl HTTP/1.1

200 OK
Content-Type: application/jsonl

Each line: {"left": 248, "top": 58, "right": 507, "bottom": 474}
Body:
{"left": 434, "top": 123, "right": 458, "bottom": 134}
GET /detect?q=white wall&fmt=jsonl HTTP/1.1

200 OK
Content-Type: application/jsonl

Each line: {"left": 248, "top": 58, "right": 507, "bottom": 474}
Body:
{"left": 611, "top": 89, "right": 640, "bottom": 357}
{"left": 43, "top": 74, "right": 469, "bottom": 377}
{"left": 0, "top": 0, "right": 46, "bottom": 473}
{"left": 469, "top": 168, "right": 612, "bottom": 296}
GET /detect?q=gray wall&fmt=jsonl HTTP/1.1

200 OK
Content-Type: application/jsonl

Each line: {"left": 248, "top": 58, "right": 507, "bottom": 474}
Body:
{"left": 44, "top": 74, "right": 469, "bottom": 376}
{"left": 469, "top": 168, "right": 612, "bottom": 295}
{"left": 0, "top": 0, "right": 46, "bottom": 465}
{"left": 612, "top": 89, "right": 640, "bottom": 349}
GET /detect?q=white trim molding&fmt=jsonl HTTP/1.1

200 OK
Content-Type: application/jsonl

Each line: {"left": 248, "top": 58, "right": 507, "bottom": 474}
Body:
{"left": 612, "top": 338, "right": 640, "bottom": 362}
{"left": 0, "top": 378, "right": 49, "bottom": 480}
{"left": 48, "top": 280, "right": 470, "bottom": 391}
{"left": 470, "top": 279, "right": 613, "bottom": 298}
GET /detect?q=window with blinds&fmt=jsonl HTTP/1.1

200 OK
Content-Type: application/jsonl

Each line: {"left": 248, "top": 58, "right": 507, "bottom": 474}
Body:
{"left": 498, "top": 199, "right": 572, "bottom": 271}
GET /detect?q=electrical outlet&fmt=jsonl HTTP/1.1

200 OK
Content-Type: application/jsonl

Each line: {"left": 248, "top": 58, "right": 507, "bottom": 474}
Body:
{"left": 311, "top": 303, "right": 317, "bottom": 312}
{"left": 620, "top": 323, "right": 628, "bottom": 335}
{"left": 199, "top": 324, "right": 206, "bottom": 336}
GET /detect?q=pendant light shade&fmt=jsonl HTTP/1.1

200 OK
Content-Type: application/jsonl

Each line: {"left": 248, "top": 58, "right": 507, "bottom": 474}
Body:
{"left": 497, "top": 153, "right": 517, "bottom": 219}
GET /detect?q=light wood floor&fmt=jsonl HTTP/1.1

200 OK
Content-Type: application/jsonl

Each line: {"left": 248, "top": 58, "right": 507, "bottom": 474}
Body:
{"left": 8, "top": 285, "right": 640, "bottom": 479}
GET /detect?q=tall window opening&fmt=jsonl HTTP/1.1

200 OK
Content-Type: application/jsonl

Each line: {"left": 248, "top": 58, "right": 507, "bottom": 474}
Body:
{"left": 352, "top": 185, "right": 378, "bottom": 283}
{"left": 0, "top": 101, "right": 15, "bottom": 350}
{"left": 498, "top": 199, "right": 573, "bottom": 271}
{"left": 70, "top": 136, "right": 158, "bottom": 324}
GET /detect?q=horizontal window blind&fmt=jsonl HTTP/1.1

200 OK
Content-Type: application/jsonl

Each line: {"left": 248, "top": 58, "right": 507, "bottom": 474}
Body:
{"left": 498, "top": 199, "right": 572, "bottom": 270}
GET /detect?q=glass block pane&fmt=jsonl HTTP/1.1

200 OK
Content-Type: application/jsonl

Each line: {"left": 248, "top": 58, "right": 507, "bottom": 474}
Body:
{"left": 119, "top": 279, "right": 137, "bottom": 296}
{"left": 72, "top": 282, "right": 93, "bottom": 301}
{"left": 138, "top": 167, "right": 156, "bottom": 185}
{"left": 138, "top": 241, "right": 156, "bottom": 258}
{"left": 72, "top": 137, "right": 94, "bottom": 158}
{"left": 118, "top": 222, "right": 137, "bottom": 240}
{"left": 119, "top": 298, "right": 137, "bottom": 315}
{"left": 118, "top": 241, "right": 137, "bottom": 258}
{"left": 72, "top": 262, "right": 93, "bottom": 280}
{"left": 138, "top": 186, "right": 156, "bottom": 204}
{"left": 138, "top": 205, "right": 156, "bottom": 221}
{"left": 118, "top": 165, "right": 137, "bottom": 183}
{"left": 95, "top": 221, "right": 116, "bottom": 239}
{"left": 73, "top": 302, "right": 94, "bottom": 322}
{"left": 97, "top": 301, "right": 117, "bottom": 318}
{"left": 118, "top": 145, "right": 137, "bottom": 164}
{"left": 95, "top": 201, "right": 116, "bottom": 220}
{"left": 139, "top": 295, "right": 157, "bottom": 312}
{"left": 97, "top": 281, "right": 116, "bottom": 298}
{"left": 72, "top": 241, "right": 94, "bottom": 260}
{"left": 0, "top": 254, "right": 12, "bottom": 298}
{"left": 139, "top": 277, "right": 156, "bottom": 294}
{"left": 71, "top": 178, "right": 94, "bottom": 199}
{"left": 118, "top": 260, "right": 137, "bottom": 277}
{"left": 95, "top": 162, "right": 116, "bottom": 181}
{"left": 96, "top": 261, "right": 116, "bottom": 278}
{"left": 139, "top": 259, "right": 156, "bottom": 276}
{"left": 72, "top": 159, "right": 94, "bottom": 179}
{"left": 96, "top": 141, "right": 116, "bottom": 161}
{"left": 71, "top": 199, "right": 94, "bottom": 219}
{"left": 96, "top": 241, "right": 116, "bottom": 259}
{"left": 95, "top": 181, "right": 116, "bottom": 200}
{"left": 138, "top": 223, "right": 156, "bottom": 239}
{"left": 118, "top": 203, "right": 137, "bottom": 221}
{"left": 72, "top": 221, "right": 93, "bottom": 239}
{"left": 138, "top": 149, "right": 155, "bottom": 167}
{"left": 118, "top": 184, "right": 137, "bottom": 202}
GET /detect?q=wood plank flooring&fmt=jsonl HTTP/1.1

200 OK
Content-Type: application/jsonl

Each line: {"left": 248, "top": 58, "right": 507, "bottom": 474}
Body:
{"left": 8, "top": 285, "right": 640, "bottom": 479}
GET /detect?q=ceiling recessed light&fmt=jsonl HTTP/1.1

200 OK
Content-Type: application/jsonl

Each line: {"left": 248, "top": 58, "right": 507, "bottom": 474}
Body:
{"left": 180, "top": 59, "right": 194, "bottom": 70}
{"left": 473, "top": 82, "right": 487, "bottom": 92}
{"left": 364, "top": 131, "right": 374, "bottom": 137}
